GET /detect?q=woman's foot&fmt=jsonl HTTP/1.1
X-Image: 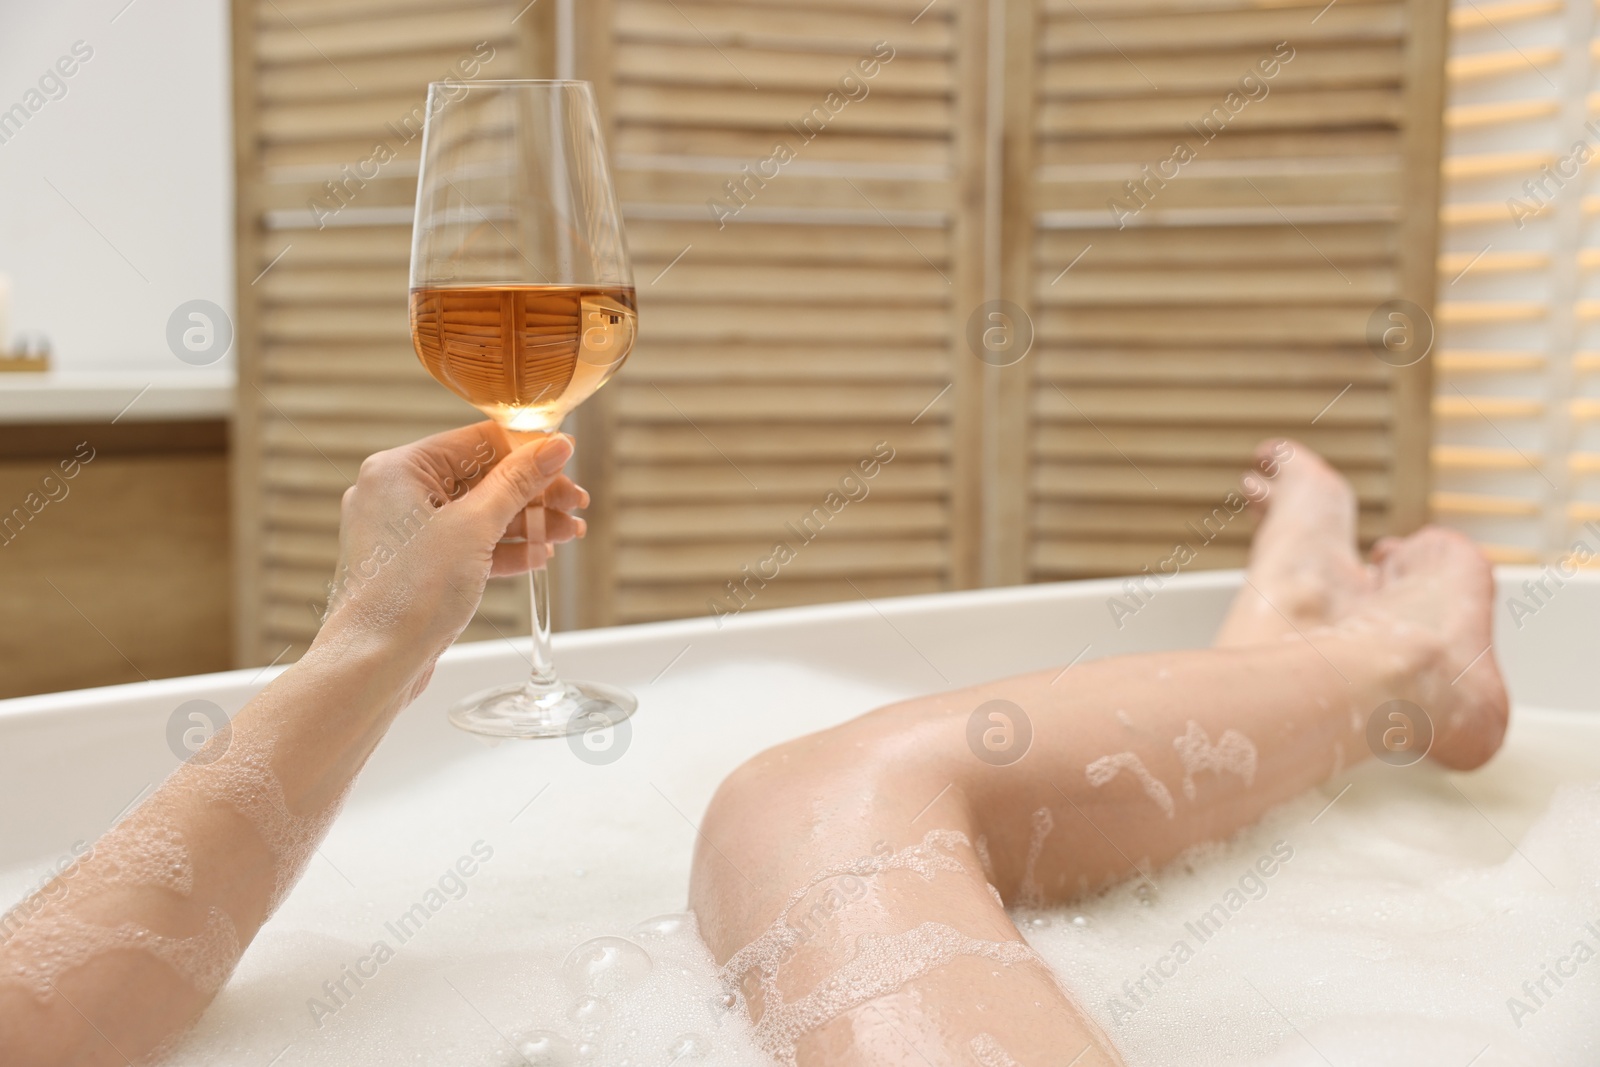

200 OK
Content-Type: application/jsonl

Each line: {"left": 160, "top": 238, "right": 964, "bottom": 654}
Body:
{"left": 1214, "top": 439, "right": 1375, "bottom": 646}
{"left": 1340, "top": 526, "right": 1509, "bottom": 770}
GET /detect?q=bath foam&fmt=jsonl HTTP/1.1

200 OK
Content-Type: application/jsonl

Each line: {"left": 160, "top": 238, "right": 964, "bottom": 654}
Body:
{"left": 970, "top": 1031, "right": 1024, "bottom": 1066}
{"left": 748, "top": 922, "right": 1037, "bottom": 1065}
{"left": 720, "top": 829, "right": 971, "bottom": 1006}
{"left": 1086, "top": 753, "right": 1175, "bottom": 819}
{"left": 1026, "top": 770, "right": 1600, "bottom": 1067}
{"left": 6, "top": 659, "right": 1596, "bottom": 1067}
{"left": 1018, "top": 807, "right": 1054, "bottom": 908}
{"left": 1171, "top": 721, "right": 1257, "bottom": 802}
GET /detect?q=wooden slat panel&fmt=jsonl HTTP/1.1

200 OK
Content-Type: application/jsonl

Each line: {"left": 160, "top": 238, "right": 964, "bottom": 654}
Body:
{"left": 615, "top": 462, "right": 948, "bottom": 499}
{"left": 615, "top": 43, "right": 950, "bottom": 92}
{"left": 1039, "top": 89, "right": 1405, "bottom": 137}
{"left": 1041, "top": 45, "right": 1403, "bottom": 97}
{"left": 613, "top": 0, "right": 954, "bottom": 50}
{"left": 1038, "top": 172, "right": 1400, "bottom": 215}
{"left": 1034, "top": 222, "right": 1397, "bottom": 264}
{"left": 616, "top": 124, "right": 954, "bottom": 164}
{"left": 1040, "top": 3, "right": 1404, "bottom": 55}
{"left": 257, "top": 9, "right": 513, "bottom": 64}
{"left": 234, "top": 0, "right": 537, "bottom": 664}
{"left": 599, "top": 0, "right": 977, "bottom": 624}
{"left": 617, "top": 499, "right": 948, "bottom": 538}
{"left": 1033, "top": 424, "right": 1394, "bottom": 464}
{"left": 618, "top": 169, "right": 954, "bottom": 213}
{"left": 1015, "top": 0, "right": 1444, "bottom": 586}
{"left": 614, "top": 85, "right": 950, "bottom": 134}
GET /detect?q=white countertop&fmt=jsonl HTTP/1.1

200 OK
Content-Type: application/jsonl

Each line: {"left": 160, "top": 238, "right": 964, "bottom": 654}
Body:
{"left": 0, "top": 371, "right": 233, "bottom": 424}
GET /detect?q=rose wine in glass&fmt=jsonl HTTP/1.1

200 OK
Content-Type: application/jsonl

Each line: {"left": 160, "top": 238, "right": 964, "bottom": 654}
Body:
{"left": 409, "top": 81, "right": 637, "bottom": 738}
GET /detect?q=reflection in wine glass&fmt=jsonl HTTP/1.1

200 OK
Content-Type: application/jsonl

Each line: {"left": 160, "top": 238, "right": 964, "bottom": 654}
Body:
{"left": 409, "top": 80, "right": 637, "bottom": 739}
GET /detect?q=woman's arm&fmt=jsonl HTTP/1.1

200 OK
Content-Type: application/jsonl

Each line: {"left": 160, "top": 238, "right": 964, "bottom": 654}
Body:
{"left": 0, "top": 422, "right": 585, "bottom": 1065}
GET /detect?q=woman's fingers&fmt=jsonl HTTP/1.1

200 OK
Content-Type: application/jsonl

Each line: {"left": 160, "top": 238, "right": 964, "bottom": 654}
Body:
{"left": 468, "top": 434, "right": 574, "bottom": 530}
{"left": 517, "top": 507, "right": 586, "bottom": 545}
{"left": 490, "top": 539, "right": 554, "bottom": 576}
{"left": 542, "top": 475, "right": 590, "bottom": 512}
{"left": 501, "top": 504, "right": 586, "bottom": 543}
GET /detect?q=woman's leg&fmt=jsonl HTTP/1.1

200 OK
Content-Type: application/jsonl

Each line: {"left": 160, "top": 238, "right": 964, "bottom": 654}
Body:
{"left": 689, "top": 443, "right": 1507, "bottom": 1066}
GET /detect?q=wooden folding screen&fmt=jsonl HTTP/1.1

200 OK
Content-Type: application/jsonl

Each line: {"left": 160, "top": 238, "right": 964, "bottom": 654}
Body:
{"left": 233, "top": 0, "right": 1448, "bottom": 661}
{"left": 998, "top": 0, "right": 1447, "bottom": 584}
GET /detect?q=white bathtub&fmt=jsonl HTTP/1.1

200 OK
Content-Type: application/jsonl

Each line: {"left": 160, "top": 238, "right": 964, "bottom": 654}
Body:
{"left": 1, "top": 568, "right": 1596, "bottom": 1065}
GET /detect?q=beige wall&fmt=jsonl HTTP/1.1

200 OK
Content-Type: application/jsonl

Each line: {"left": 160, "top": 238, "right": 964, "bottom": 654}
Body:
{"left": 0, "top": 423, "right": 230, "bottom": 699}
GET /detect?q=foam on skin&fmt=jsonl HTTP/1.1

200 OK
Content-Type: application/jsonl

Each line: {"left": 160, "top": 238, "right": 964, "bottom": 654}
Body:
{"left": 1, "top": 908, "right": 240, "bottom": 998}
{"left": 747, "top": 923, "right": 1036, "bottom": 1065}
{"left": 0, "top": 728, "right": 344, "bottom": 1004}
{"left": 718, "top": 829, "right": 1032, "bottom": 1065}
{"left": 1171, "top": 721, "right": 1257, "bottom": 802}
{"left": 1018, "top": 806, "right": 1055, "bottom": 908}
{"left": 1086, "top": 753, "right": 1176, "bottom": 819}
{"left": 970, "top": 1031, "right": 1025, "bottom": 1066}
{"left": 186, "top": 730, "right": 349, "bottom": 908}
{"left": 0, "top": 809, "right": 243, "bottom": 998}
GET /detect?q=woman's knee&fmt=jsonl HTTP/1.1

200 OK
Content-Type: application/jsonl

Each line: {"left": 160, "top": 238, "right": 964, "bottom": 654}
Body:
{"left": 690, "top": 707, "right": 960, "bottom": 942}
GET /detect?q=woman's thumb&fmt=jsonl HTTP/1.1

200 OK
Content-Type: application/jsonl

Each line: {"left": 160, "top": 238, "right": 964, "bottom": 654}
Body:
{"left": 469, "top": 434, "right": 573, "bottom": 529}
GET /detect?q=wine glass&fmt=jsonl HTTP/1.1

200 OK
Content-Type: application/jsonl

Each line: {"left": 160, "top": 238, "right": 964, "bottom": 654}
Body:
{"left": 409, "top": 80, "right": 637, "bottom": 739}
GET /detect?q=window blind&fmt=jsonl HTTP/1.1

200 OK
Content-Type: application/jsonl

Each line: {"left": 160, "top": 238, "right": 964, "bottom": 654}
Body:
{"left": 1435, "top": 0, "right": 1600, "bottom": 563}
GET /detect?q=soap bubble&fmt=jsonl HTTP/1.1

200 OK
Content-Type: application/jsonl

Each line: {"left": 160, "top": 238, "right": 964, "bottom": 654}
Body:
{"left": 510, "top": 1030, "right": 576, "bottom": 1066}
{"left": 562, "top": 936, "right": 653, "bottom": 996}
{"left": 666, "top": 1032, "right": 712, "bottom": 1061}
{"left": 567, "top": 994, "right": 610, "bottom": 1032}
{"left": 629, "top": 913, "right": 689, "bottom": 940}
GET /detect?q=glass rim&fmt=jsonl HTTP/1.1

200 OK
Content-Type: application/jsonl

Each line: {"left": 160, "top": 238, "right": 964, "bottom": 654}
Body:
{"left": 427, "top": 79, "right": 592, "bottom": 89}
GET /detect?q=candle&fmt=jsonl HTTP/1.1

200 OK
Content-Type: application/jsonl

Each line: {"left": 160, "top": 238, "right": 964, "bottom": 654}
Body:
{"left": 0, "top": 274, "right": 10, "bottom": 357}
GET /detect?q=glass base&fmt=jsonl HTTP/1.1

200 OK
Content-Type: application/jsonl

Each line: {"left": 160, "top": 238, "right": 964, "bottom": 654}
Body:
{"left": 447, "top": 678, "right": 638, "bottom": 739}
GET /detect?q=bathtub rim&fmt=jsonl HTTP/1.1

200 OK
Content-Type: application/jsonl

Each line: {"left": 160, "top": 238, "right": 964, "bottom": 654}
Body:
{"left": 1, "top": 564, "right": 1587, "bottom": 720}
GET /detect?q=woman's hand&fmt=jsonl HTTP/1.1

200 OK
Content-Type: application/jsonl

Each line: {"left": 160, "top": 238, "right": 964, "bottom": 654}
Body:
{"left": 315, "top": 421, "right": 589, "bottom": 680}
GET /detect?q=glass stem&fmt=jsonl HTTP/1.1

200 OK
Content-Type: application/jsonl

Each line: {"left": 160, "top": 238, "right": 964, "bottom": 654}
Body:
{"left": 528, "top": 563, "right": 560, "bottom": 691}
